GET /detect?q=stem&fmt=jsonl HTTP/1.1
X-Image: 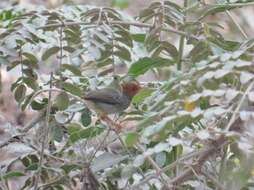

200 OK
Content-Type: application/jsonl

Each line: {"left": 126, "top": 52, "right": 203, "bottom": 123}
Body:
{"left": 0, "top": 64, "right": 2, "bottom": 93}
{"left": 33, "top": 72, "right": 54, "bottom": 190}
{"left": 225, "top": 10, "right": 248, "bottom": 39}
{"left": 38, "top": 21, "right": 200, "bottom": 40}
{"left": 177, "top": 0, "right": 188, "bottom": 71}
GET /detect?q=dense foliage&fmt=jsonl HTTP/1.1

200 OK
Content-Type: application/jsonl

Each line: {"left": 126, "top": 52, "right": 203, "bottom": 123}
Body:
{"left": 0, "top": 1, "right": 254, "bottom": 190}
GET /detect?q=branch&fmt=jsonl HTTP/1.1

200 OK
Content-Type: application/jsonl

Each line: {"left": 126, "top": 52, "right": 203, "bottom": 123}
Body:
{"left": 225, "top": 80, "right": 254, "bottom": 131}
{"left": 167, "top": 135, "right": 227, "bottom": 187}
{"left": 37, "top": 21, "right": 200, "bottom": 40}
{"left": 34, "top": 72, "right": 54, "bottom": 190}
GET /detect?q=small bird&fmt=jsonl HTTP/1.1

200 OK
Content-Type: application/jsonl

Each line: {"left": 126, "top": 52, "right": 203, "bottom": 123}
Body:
{"left": 84, "top": 76, "right": 140, "bottom": 116}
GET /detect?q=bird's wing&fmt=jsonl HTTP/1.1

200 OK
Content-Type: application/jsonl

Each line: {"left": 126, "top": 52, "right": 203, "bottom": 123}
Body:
{"left": 84, "top": 88, "right": 122, "bottom": 105}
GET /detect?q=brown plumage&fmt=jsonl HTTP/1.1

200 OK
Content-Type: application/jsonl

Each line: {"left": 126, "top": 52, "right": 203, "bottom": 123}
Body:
{"left": 84, "top": 81, "right": 140, "bottom": 115}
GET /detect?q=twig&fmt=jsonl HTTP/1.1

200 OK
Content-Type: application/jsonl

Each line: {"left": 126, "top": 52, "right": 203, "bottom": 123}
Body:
{"left": 225, "top": 80, "right": 254, "bottom": 131}
{"left": 136, "top": 144, "right": 171, "bottom": 189}
{"left": 18, "top": 110, "right": 45, "bottom": 133}
{"left": 37, "top": 20, "right": 200, "bottom": 40}
{"left": 201, "top": 170, "right": 225, "bottom": 190}
{"left": 33, "top": 72, "right": 54, "bottom": 190}
{"left": 168, "top": 136, "right": 227, "bottom": 186}
{"left": 177, "top": 0, "right": 188, "bottom": 71}
{"left": 225, "top": 10, "right": 248, "bottom": 39}
{"left": 28, "top": 88, "right": 85, "bottom": 107}
{"left": 112, "top": 131, "right": 153, "bottom": 189}
{"left": 88, "top": 128, "right": 111, "bottom": 163}
{"left": 215, "top": 0, "right": 248, "bottom": 39}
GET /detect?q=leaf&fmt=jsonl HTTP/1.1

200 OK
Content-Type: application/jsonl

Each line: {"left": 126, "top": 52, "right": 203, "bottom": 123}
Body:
{"left": 31, "top": 99, "right": 47, "bottom": 110}
{"left": 184, "top": 98, "right": 196, "bottom": 112}
{"left": 62, "top": 82, "right": 82, "bottom": 97}
{"left": 62, "top": 64, "right": 81, "bottom": 76}
{"left": 14, "top": 84, "right": 26, "bottom": 102}
{"left": 55, "top": 92, "right": 69, "bottom": 110}
{"left": 114, "top": 45, "right": 131, "bottom": 61}
{"left": 155, "top": 152, "right": 166, "bottom": 167}
{"left": 55, "top": 112, "right": 70, "bottom": 124}
{"left": 80, "top": 110, "right": 91, "bottom": 127}
{"left": 112, "top": 0, "right": 129, "bottom": 9}
{"left": 42, "top": 46, "right": 60, "bottom": 61}
{"left": 92, "top": 152, "right": 128, "bottom": 172}
{"left": 125, "top": 132, "right": 139, "bottom": 147}
{"left": 198, "top": 4, "right": 236, "bottom": 21}
{"left": 132, "top": 88, "right": 154, "bottom": 104}
{"left": 26, "top": 163, "right": 38, "bottom": 171}
{"left": 128, "top": 57, "right": 174, "bottom": 77}
{"left": 22, "top": 77, "right": 39, "bottom": 90}
{"left": 240, "top": 72, "right": 254, "bottom": 84}
{"left": 23, "top": 52, "right": 38, "bottom": 64}
{"left": 2, "top": 171, "right": 25, "bottom": 180}
{"left": 67, "top": 123, "right": 82, "bottom": 134}
{"left": 52, "top": 126, "right": 64, "bottom": 142}
{"left": 61, "top": 164, "right": 81, "bottom": 174}
{"left": 132, "top": 33, "right": 146, "bottom": 43}
{"left": 69, "top": 126, "right": 104, "bottom": 143}
{"left": 248, "top": 91, "right": 254, "bottom": 102}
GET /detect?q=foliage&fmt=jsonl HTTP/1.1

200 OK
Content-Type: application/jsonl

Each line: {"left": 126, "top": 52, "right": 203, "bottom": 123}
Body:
{"left": 0, "top": 1, "right": 254, "bottom": 190}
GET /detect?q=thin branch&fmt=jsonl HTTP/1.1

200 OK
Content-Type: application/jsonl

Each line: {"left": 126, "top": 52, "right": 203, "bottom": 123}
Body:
{"left": 201, "top": 170, "right": 225, "bottom": 190}
{"left": 225, "top": 10, "right": 248, "bottom": 39}
{"left": 132, "top": 145, "right": 203, "bottom": 188}
{"left": 136, "top": 144, "right": 171, "bottom": 189}
{"left": 88, "top": 128, "right": 111, "bottom": 163}
{"left": 37, "top": 21, "right": 200, "bottom": 40}
{"left": 28, "top": 88, "right": 85, "bottom": 107}
{"left": 177, "top": 0, "right": 188, "bottom": 71}
{"left": 215, "top": 0, "right": 248, "bottom": 39}
{"left": 18, "top": 110, "right": 45, "bottom": 133}
{"left": 33, "top": 72, "right": 54, "bottom": 190}
{"left": 168, "top": 136, "right": 228, "bottom": 186}
{"left": 112, "top": 131, "right": 153, "bottom": 189}
{"left": 225, "top": 80, "right": 254, "bottom": 131}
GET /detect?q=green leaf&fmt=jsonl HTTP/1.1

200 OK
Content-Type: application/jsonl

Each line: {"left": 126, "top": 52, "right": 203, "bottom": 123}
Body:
{"left": 125, "top": 132, "right": 139, "bottom": 147}
{"left": 114, "top": 45, "right": 131, "bottom": 62}
{"left": 23, "top": 52, "right": 38, "bottom": 64}
{"left": 128, "top": 57, "right": 174, "bottom": 77}
{"left": 55, "top": 92, "right": 69, "bottom": 111}
{"left": 21, "top": 93, "right": 35, "bottom": 111}
{"left": 62, "top": 82, "right": 82, "bottom": 97}
{"left": 132, "top": 88, "right": 154, "bottom": 104}
{"left": 80, "top": 110, "right": 91, "bottom": 127}
{"left": 26, "top": 163, "right": 38, "bottom": 171}
{"left": 14, "top": 84, "right": 26, "bottom": 102}
{"left": 112, "top": 0, "right": 129, "bottom": 9}
{"left": 69, "top": 126, "right": 104, "bottom": 143}
{"left": 62, "top": 64, "right": 81, "bottom": 76}
{"left": 67, "top": 123, "right": 82, "bottom": 134}
{"left": 42, "top": 46, "right": 60, "bottom": 61}
{"left": 132, "top": 33, "right": 146, "bottom": 43}
{"left": 52, "top": 126, "right": 64, "bottom": 142}
{"left": 61, "top": 164, "right": 81, "bottom": 174}
{"left": 31, "top": 100, "right": 47, "bottom": 110}
{"left": 22, "top": 77, "right": 39, "bottom": 90}
{"left": 2, "top": 171, "right": 25, "bottom": 180}
{"left": 198, "top": 4, "right": 235, "bottom": 21}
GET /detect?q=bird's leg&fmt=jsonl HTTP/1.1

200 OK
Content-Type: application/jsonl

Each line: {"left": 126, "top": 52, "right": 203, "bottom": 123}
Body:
{"left": 100, "top": 115, "right": 122, "bottom": 133}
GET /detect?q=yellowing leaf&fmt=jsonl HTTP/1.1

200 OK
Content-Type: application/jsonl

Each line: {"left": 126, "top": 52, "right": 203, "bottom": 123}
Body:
{"left": 184, "top": 98, "right": 196, "bottom": 112}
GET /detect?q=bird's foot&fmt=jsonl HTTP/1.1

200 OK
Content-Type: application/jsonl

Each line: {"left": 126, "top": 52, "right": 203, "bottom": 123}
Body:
{"left": 100, "top": 115, "right": 123, "bottom": 133}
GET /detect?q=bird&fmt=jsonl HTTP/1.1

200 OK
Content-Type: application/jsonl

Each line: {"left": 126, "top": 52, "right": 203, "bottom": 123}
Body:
{"left": 83, "top": 76, "right": 140, "bottom": 116}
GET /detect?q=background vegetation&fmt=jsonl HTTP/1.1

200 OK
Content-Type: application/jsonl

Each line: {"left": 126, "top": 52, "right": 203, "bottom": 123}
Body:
{"left": 0, "top": 0, "right": 254, "bottom": 189}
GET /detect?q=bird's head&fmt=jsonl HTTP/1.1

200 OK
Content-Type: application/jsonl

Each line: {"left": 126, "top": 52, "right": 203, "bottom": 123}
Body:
{"left": 121, "top": 80, "right": 141, "bottom": 98}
